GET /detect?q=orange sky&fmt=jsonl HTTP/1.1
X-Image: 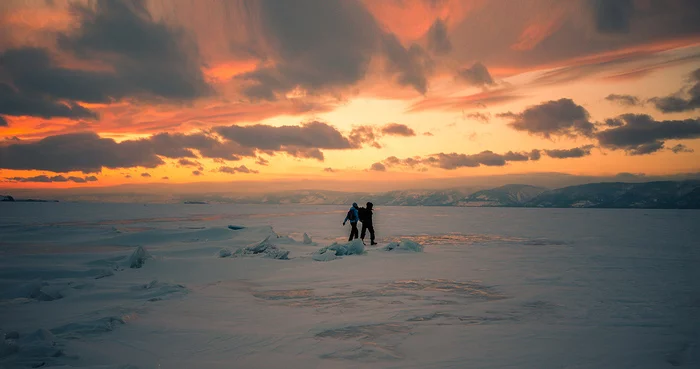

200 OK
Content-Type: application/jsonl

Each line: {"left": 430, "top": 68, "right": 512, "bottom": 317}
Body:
{"left": 1, "top": 0, "right": 699, "bottom": 190}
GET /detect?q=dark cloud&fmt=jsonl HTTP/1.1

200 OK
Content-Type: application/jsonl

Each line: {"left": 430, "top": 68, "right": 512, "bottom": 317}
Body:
{"left": 381, "top": 123, "right": 416, "bottom": 137}
{"left": 670, "top": 144, "right": 694, "bottom": 154}
{"left": 256, "top": 157, "right": 270, "bottom": 166}
{"left": 192, "top": 170, "right": 202, "bottom": 176}
{"left": 323, "top": 167, "right": 335, "bottom": 172}
{"left": 544, "top": 145, "right": 595, "bottom": 159}
{"left": 178, "top": 158, "right": 201, "bottom": 167}
{"left": 596, "top": 114, "right": 700, "bottom": 155}
{"left": 0, "top": 132, "right": 163, "bottom": 173}
{"left": 0, "top": 82, "right": 98, "bottom": 122}
{"left": 456, "top": 62, "right": 494, "bottom": 86}
{"left": 349, "top": 125, "right": 382, "bottom": 149}
{"left": 500, "top": 98, "right": 595, "bottom": 138}
{"left": 124, "top": 174, "right": 132, "bottom": 179}
{"left": 237, "top": 0, "right": 380, "bottom": 100}
{"left": 215, "top": 121, "right": 355, "bottom": 151}
{"left": 529, "top": 149, "right": 541, "bottom": 161}
{"left": 423, "top": 132, "right": 434, "bottom": 136}
{"left": 464, "top": 112, "right": 491, "bottom": 123}
{"left": 591, "top": 0, "right": 634, "bottom": 33}
{"left": 57, "top": 0, "right": 211, "bottom": 100}
{"left": 426, "top": 18, "right": 452, "bottom": 55}
{"left": 382, "top": 33, "right": 432, "bottom": 94}
{"left": 218, "top": 165, "right": 259, "bottom": 174}
{"left": 605, "top": 94, "right": 642, "bottom": 106}
{"left": 141, "top": 172, "right": 151, "bottom": 178}
{"left": 281, "top": 146, "right": 325, "bottom": 161}
{"left": 149, "top": 132, "right": 252, "bottom": 160}
{"left": 651, "top": 68, "right": 700, "bottom": 113}
{"left": 5, "top": 175, "right": 98, "bottom": 183}
{"left": 370, "top": 162, "right": 387, "bottom": 171}
{"left": 162, "top": 176, "right": 169, "bottom": 180}
{"left": 427, "top": 150, "right": 533, "bottom": 169}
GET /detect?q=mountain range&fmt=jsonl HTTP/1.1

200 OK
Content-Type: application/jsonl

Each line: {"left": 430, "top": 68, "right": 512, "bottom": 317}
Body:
{"left": 3, "top": 181, "right": 699, "bottom": 209}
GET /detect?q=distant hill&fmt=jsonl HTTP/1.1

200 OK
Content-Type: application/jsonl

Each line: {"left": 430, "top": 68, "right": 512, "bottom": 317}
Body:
{"left": 457, "top": 184, "right": 548, "bottom": 207}
{"left": 2, "top": 181, "right": 699, "bottom": 208}
{"left": 525, "top": 181, "right": 700, "bottom": 209}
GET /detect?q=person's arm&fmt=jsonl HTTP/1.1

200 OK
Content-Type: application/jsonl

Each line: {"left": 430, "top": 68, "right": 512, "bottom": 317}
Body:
{"left": 343, "top": 210, "right": 349, "bottom": 225}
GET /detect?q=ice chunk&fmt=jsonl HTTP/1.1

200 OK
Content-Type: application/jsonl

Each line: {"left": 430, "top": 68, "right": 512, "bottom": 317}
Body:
{"left": 1, "top": 280, "right": 44, "bottom": 300}
{"left": 303, "top": 233, "right": 313, "bottom": 244}
{"left": 264, "top": 248, "right": 290, "bottom": 260}
{"left": 127, "top": 246, "right": 152, "bottom": 268}
{"left": 51, "top": 317, "right": 126, "bottom": 338}
{"left": 232, "top": 236, "right": 290, "bottom": 260}
{"left": 218, "top": 248, "right": 232, "bottom": 258}
{"left": 313, "top": 239, "right": 364, "bottom": 261}
{"left": 5, "top": 331, "right": 19, "bottom": 340}
{"left": 383, "top": 239, "right": 424, "bottom": 252}
{"left": 312, "top": 250, "right": 338, "bottom": 261}
{"left": 227, "top": 225, "right": 246, "bottom": 230}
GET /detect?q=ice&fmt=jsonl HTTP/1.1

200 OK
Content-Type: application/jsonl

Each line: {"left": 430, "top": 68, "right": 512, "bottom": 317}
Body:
{"left": 227, "top": 225, "right": 246, "bottom": 230}
{"left": 126, "top": 246, "right": 152, "bottom": 268}
{"left": 383, "top": 239, "right": 424, "bottom": 252}
{"left": 303, "top": 233, "right": 313, "bottom": 244}
{"left": 0, "top": 203, "right": 698, "bottom": 368}
{"left": 232, "top": 235, "right": 290, "bottom": 260}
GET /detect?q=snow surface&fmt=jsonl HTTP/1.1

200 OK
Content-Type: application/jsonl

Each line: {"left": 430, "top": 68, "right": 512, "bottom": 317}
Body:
{"left": 0, "top": 203, "right": 699, "bottom": 368}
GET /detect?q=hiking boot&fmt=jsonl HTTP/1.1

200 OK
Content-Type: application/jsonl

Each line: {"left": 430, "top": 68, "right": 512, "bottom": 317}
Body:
{"left": 371, "top": 242, "right": 378, "bottom": 245}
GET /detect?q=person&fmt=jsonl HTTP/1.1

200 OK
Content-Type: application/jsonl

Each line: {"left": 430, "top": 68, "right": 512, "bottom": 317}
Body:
{"left": 343, "top": 202, "right": 360, "bottom": 241}
{"left": 359, "top": 202, "right": 377, "bottom": 245}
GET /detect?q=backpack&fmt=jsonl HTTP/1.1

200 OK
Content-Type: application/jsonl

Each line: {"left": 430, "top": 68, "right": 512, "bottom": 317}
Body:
{"left": 346, "top": 208, "right": 358, "bottom": 222}
{"left": 358, "top": 207, "right": 367, "bottom": 222}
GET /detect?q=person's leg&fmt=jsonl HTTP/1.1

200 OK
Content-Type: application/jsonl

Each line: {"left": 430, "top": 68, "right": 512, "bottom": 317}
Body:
{"left": 369, "top": 224, "right": 376, "bottom": 244}
{"left": 348, "top": 223, "right": 354, "bottom": 241}
{"left": 350, "top": 222, "right": 359, "bottom": 240}
{"left": 360, "top": 223, "right": 367, "bottom": 240}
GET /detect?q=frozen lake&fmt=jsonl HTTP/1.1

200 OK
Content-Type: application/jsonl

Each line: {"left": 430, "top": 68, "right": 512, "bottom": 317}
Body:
{"left": 1, "top": 203, "right": 699, "bottom": 368}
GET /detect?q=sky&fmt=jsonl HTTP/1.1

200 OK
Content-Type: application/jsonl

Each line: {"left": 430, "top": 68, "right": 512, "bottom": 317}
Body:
{"left": 1, "top": 0, "right": 700, "bottom": 191}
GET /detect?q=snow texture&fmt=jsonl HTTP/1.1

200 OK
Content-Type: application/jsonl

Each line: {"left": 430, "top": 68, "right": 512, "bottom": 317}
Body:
{"left": 0, "top": 203, "right": 698, "bottom": 369}
{"left": 384, "top": 239, "right": 424, "bottom": 252}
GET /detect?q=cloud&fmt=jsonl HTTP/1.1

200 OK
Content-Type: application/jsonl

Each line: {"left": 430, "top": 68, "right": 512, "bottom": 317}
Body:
{"left": 162, "top": 176, "right": 169, "bottom": 180}
{"left": 500, "top": 98, "right": 595, "bottom": 138}
{"left": 670, "top": 144, "right": 694, "bottom": 153}
{"left": 215, "top": 121, "right": 355, "bottom": 151}
{"left": 0, "top": 82, "right": 98, "bottom": 123}
{"left": 0, "top": 132, "right": 164, "bottom": 173}
{"left": 370, "top": 162, "right": 386, "bottom": 171}
{"left": 426, "top": 18, "right": 451, "bottom": 55}
{"left": 177, "top": 158, "right": 201, "bottom": 167}
{"left": 651, "top": 68, "right": 700, "bottom": 113}
{"left": 256, "top": 157, "right": 270, "bottom": 166}
{"left": 423, "top": 132, "right": 434, "bottom": 136}
{"left": 381, "top": 123, "right": 416, "bottom": 137}
{"left": 591, "top": 0, "right": 634, "bottom": 33}
{"left": 596, "top": 114, "right": 700, "bottom": 155}
{"left": 529, "top": 149, "right": 542, "bottom": 161}
{"left": 464, "top": 112, "right": 491, "bottom": 123}
{"left": 218, "top": 165, "right": 259, "bottom": 174}
{"left": 605, "top": 94, "right": 642, "bottom": 106}
{"left": 5, "top": 175, "right": 98, "bottom": 183}
{"left": 381, "top": 33, "right": 433, "bottom": 94}
{"left": 0, "top": 0, "right": 211, "bottom": 122}
{"left": 456, "top": 62, "right": 494, "bottom": 86}
{"left": 348, "top": 125, "right": 382, "bottom": 149}
{"left": 0, "top": 116, "right": 6, "bottom": 127}
{"left": 544, "top": 145, "right": 595, "bottom": 158}
{"left": 192, "top": 170, "right": 202, "bottom": 176}
{"left": 141, "top": 172, "right": 151, "bottom": 178}
{"left": 57, "top": 0, "right": 211, "bottom": 100}
{"left": 236, "top": 0, "right": 388, "bottom": 100}
{"left": 323, "top": 167, "right": 335, "bottom": 172}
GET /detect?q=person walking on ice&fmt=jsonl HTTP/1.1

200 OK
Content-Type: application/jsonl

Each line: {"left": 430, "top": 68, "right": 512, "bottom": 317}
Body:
{"left": 343, "top": 202, "right": 360, "bottom": 241}
{"left": 359, "top": 202, "right": 377, "bottom": 245}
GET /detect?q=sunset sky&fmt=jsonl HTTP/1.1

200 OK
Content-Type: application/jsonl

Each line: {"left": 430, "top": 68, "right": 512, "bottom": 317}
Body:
{"left": 1, "top": 0, "right": 699, "bottom": 190}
